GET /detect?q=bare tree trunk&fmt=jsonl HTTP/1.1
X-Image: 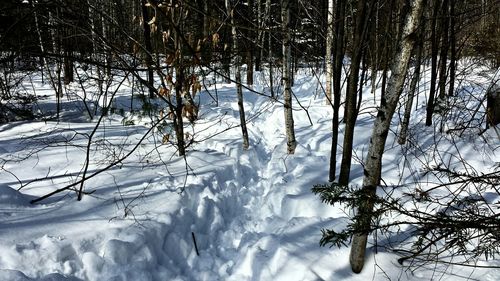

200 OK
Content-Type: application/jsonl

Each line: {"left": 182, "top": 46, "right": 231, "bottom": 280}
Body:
{"left": 325, "top": 0, "right": 334, "bottom": 104}
{"left": 31, "top": 1, "right": 56, "bottom": 89}
{"left": 426, "top": 0, "right": 441, "bottom": 126}
{"left": 447, "top": 0, "right": 457, "bottom": 97}
{"left": 51, "top": 9, "right": 64, "bottom": 120}
{"left": 438, "top": 0, "right": 450, "bottom": 101}
{"left": 175, "top": 67, "right": 186, "bottom": 157}
{"left": 398, "top": 22, "right": 425, "bottom": 145}
{"left": 141, "top": 0, "right": 155, "bottom": 97}
{"left": 172, "top": 22, "right": 186, "bottom": 156}
{"left": 329, "top": 0, "right": 346, "bottom": 182}
{"left": 379, "top": 0, "right": 394, "bottom": 101}
{"left": 282, "top": 0, "right": 296, "bottom": 154}
{"left": 266, "top": 0, "right": 274, "bottom": 98}
{"left": 338, "top": 0, "right": 373, "bottom": 185}
{"left": 247, "top": 50, "right": 254, "bottom": 86}
{"left": 173, "top": 48, "right": 186, "bottom": 156}
{"left": 255, "top": 0, "right": 263, "bottom": 71}
{"left": 356, "top": 51, "right": 368, "bottom": 115}
{"left": 349, "top": 0, "right": 425, "bottom": 273}
{"left": 370, "top": 5, "right": 379, "bottom": 99}
{"left": 227, "top": 0, "right": 250, "bottom": 150}
{"left": 63, "top": 51, "right": 74, "bottom": 85}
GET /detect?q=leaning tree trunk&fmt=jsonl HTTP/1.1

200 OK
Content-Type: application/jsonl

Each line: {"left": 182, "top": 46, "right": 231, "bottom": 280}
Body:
{"left": 282, "top": 0, "right": 296, "bottom": 154}
{"left": 349, "top": 0, "right": 425, "bottom": 273}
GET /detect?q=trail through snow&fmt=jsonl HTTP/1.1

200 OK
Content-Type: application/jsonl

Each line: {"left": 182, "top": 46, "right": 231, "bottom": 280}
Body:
{"left": 0, "top": 67, "right": 499, "bottom": 281}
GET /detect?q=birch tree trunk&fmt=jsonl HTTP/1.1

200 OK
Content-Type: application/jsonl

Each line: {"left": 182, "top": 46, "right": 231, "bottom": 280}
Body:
{"left": 282, "top": 0, "right": 296, "bottom": 154}
{"left": 349, "top": 0, "right": 425, "bottom": 273}
{"left": 227, "top": 0, "right": 250, "bottom": 150}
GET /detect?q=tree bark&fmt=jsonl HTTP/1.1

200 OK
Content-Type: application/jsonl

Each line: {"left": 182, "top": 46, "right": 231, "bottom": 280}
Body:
{"left": 266, "top": 0, "right": 274, "bottom": 98}
{"left": 447, "top": 0, "right": 457, "bottom": 97}
{"left": 325, "top": 0, "right": 334, "bottom": 104}
{"left": 398, "top": 22, "right": 425, "bottom": 145}
{"left": 329, "top": 0, "right": 346, "bottom": 182}
{"left": 141, "top": 0, "right": 155, "bottom": 98}
{"left": 228, "top": 0, "right": 250, "bottom": 150}
{"left": 255, "top": 0, "right": 263, "bottom": 72}
{"left": 247, "top": 50, "right": 254, "bottom": 86}
{"left": 63, "top": 52, "right": 74, "bottom": 85}
{"left": 282, "top": 0, "right": 296, "bottom": 154}
{"left": 370, "top": 5, "right": 379, "bottom": 99}
{"left": 487, "top": 88, "right": 500, "bottom": 127}
{"left": 379, "top": 0, "right": 395, "bottom": 102}
{"left": 438, "top": 0, "right": 450, "bottom": 101}
{"left": 425, "top": 0, "right": 441, "bottom": 126}
{"left": 338, "top": 0, "right": 373, "bottom": 185}
{"left": 349, "top": 0, "right": 425, "bottom": 273}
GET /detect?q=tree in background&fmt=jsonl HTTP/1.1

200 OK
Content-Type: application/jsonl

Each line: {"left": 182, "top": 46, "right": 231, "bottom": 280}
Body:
{"left": 227, "top": 0, "right": 250, "bottom": 149}
{"left": 338, "top": 0, "right": 375, "bottom": 185}
{"left": 282, "top": 0, "right": 296, "bottom": 154}
{"left": 328, "top": 0, "right": 346, "bottom": 182}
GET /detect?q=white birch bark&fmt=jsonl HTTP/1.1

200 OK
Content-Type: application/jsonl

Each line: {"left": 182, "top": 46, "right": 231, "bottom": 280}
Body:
{"left": 349, "top": 0, "right": 425, "bottom": 273}
{"left": 282, "top": 0, "right": 296, "bottom": 154}
{"left": 227, "top": 0, "right": 250, "bottom": 149}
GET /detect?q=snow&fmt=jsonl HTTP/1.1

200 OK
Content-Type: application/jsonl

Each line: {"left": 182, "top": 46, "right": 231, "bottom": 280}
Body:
{"left": 0, "top": 64, "right": 499, "bottom": 281}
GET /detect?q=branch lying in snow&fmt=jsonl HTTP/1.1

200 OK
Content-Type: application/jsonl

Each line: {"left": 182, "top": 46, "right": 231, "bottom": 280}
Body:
{"left": 30, "top": 115, "right": 169, "bottom": 204}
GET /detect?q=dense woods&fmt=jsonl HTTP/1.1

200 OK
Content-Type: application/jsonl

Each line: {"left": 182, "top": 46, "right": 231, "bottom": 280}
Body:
{"left": 1, "top": 0, "right": 500, "bottom": 276}
{"left": 1, "top": 0, "right": 498, "bottom": 126}
{"left": 2, "top": 0, "right": 498, "bottom": 149}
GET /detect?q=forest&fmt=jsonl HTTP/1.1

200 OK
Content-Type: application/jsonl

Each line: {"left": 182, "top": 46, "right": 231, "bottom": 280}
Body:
{"left": 0, "top": 0, "right": 499, "bottom": 280}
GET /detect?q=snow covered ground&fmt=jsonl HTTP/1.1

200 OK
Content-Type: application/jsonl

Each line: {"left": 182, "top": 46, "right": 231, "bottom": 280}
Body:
{"left": 0, "top": 64, "right": 499, "bottom": 280}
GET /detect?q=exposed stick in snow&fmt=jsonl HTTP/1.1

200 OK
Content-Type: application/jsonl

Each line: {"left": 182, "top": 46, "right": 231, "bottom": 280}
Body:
{"left": 191, "top": 232, "right": 200, "bottom": 256}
